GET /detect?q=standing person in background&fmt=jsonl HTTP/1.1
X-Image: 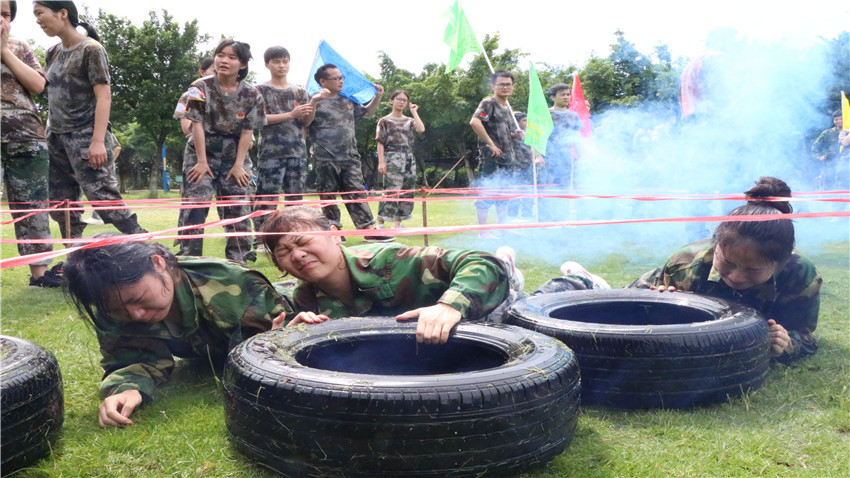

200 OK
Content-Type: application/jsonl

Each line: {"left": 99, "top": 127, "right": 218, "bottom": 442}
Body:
{"left": 469, "top": 69, "right": 522, "bottom": 239}
{"left": 811, "top": 109, "right": 849, "bottom": 191}
{"left": 306, "top": 63, "right": 390, "bottom": 242}
{"left": 178, "top": 39, "right": 265, "bottom": 264}
{"left": 251, "top": 46, "right": 314, "bottom": 252}
{"left": 375, "top": 89, "right": 425, "bottom": 231}
{"left": 82, "top": 128, "right": 120, "bottom": 225}
{"left": 34, "top": 0, "right": 147, "bottom": 240}
{"left": 1, "top": 0, "right": 60, "bottom": 287}
{"left": 539, "top": 83, "right": 581, "bottom": 222}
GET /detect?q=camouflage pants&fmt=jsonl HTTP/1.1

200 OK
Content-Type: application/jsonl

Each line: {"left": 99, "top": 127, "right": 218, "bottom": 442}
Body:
{"left": 314, "top": 159, "right": 374, "bottom": 229}
{"left": 377, "top": 151, "right": 416, "bottom": 222}
{"left": 539, "top": 156, "right": 575, "bottom": 221}
{"left": 47, "top": 128, "right": 145, "bottom": 239}
{"left": 178, "top": 136, "right": 253, "bottom": 263}
{"left": 474, "top": 159, "right": 512, "bottom": 210}
{"left": 1, "top": 141, "right": 53, "bottom": 264}
{"left": 252, "top": 155, "right": 307, "bottom": 241}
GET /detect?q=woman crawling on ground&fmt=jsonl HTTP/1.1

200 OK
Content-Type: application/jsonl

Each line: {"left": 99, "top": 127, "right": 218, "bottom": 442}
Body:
{"left": 542, "top": 177, "right": 822, "bottom": 363}
{"left": 63, "top": 237, "right": 290, "bottom": 428}
{"left": 259, "top": 206, "right": 521, "bottom": 344}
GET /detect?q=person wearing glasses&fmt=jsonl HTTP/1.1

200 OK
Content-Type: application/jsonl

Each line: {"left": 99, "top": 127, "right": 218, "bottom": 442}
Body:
{"left": 305, "top": 64, "right": 390, "bottom": 242}
{"left": 469, "top": 70, "right": 523, "bottom": 239}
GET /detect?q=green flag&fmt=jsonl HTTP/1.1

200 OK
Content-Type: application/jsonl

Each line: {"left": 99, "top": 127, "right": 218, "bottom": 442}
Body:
{"left": 525, "top": 63, "right": 554, "bottom": 155}
{"left": 443, "top": 0, "right": 480, "bottom": 73}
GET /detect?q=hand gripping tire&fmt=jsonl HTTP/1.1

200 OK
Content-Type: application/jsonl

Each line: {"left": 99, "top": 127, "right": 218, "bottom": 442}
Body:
{"left": 1, "top": 336, "right": 64, "bottom": 474}
{"left": 506, "top": 289, "right": 770, "bottom": 409}
{"left": 223, "top": 317, "right": 581, "bottom": 477}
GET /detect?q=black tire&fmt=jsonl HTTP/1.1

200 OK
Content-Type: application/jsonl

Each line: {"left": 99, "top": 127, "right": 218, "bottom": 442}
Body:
{"left": 1, "top": 336, "right": 64, "bottom": 474}
{"left": 506, "top": 289, "right": 770, "bottom": 409}
{"left": 223, "top": 317, "right": 580, "bottom": 477}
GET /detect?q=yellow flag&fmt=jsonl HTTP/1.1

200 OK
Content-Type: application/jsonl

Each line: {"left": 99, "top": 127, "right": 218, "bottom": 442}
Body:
{"left": 842, "top": 91, "right": 849, "bottom": 130}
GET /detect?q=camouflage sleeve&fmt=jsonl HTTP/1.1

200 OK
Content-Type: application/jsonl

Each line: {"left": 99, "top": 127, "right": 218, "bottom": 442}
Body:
{"left": 472, "top": 98, "right": 493, "bottom": 123}
{"left": 770, "top": 256, "right": 822, "bottom": 362}
{"left": 17, "top": 40, "right": 45, "bottom": 76}
{"left": 245, "top": 88, "right": 266, "bottom": 131}
{"left": 85, "top": 42, "right": 110, "bottom": 86}
{"left": 173, "top": 91, "right": 190, "bottom": 120}
{"left": 628, "top": 267, "right": 665, "bottom": 289}
{"left": 418, "top": 247, "right": 509, "bottom": 320}
{"left": 375, "top": 118, "right": 387, "bottom": 144}
{"left": 95, "top": 327, "right": 174, "bottom": 402}
{"left": 184, "top": 80, "right": 206, "bottom": 124}
{"left": 353, "top": 101, "right": 368, "bottom": 120}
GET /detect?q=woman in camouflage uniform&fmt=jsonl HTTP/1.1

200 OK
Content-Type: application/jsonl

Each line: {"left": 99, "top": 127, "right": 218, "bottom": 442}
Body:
{"left": 375, "top": 90, "right": 425, "bottom": 230}
{"left": 258, "top": 207, "right": 517, "bottom": 345}
{"left": 63, "top": 236, "right": 290, "bottom": 428}
{"left": 179, "top": 39, "right": 265, "bottom": 264}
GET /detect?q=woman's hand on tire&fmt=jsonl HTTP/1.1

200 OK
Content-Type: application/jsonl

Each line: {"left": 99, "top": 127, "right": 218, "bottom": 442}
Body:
{"left": 99, "top": 389, "right": 142, "bottom": 428}
{"left": 650, "top": 285, "right": 677, "bottom": 293}
{"left": 285, "top": 311, "right": 329, "bottom": 327}
{"left": 767, "top": 319, "right": 792, "bottom": 357}
{"left": 396, "top": 303, "right": 461, "bottom": 344}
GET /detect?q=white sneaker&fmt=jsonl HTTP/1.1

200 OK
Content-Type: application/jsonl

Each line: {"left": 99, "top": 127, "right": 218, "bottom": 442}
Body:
{"left": 560, "top": 261, "right": 610, "bottom": 289}
{"left": 255, "top": 244, "right": 270, "bottom": 254}
{"left": 82, "top": 216, "right": 104, "bottom": 225}
{"left": 496, "top": 246, "right": 525, "bottom": 292}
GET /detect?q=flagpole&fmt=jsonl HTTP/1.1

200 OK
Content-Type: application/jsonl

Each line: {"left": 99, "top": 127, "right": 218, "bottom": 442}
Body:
{"left": 306, "top": 40, "right": 322, "bottom": 87}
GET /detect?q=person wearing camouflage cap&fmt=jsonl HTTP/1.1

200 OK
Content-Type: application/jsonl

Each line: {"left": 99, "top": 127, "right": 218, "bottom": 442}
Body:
{"left": 63, "top": 236, "right": 291, "bottom": 428}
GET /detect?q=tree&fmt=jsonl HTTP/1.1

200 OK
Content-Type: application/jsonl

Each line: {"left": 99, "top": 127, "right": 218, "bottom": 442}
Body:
{"left": 94, "top": 10, "right": 209, "bottom": 196}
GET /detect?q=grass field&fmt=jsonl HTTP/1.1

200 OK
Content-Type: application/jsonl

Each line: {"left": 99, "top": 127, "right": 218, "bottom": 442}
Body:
{"left": 1, "top": 191, "right": 848, "bottom": 477}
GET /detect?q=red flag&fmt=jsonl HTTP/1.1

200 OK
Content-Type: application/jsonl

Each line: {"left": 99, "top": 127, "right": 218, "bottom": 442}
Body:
{"left": 568, "top": 74, "right": 592, "bottom": 138}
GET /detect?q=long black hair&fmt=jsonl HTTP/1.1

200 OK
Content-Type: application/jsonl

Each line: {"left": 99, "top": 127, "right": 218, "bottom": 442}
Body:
{"left": 33, "top": 1, "right": 100, "bottom": 41}
{"left": 63, "top": 234, "right": 178, "bottom": 326}
{"left": 713, "top": 177, "right": 795, "bottom": 264}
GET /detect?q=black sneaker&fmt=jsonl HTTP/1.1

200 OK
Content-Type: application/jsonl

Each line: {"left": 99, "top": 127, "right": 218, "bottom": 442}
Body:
{"left": 29, "top": 268, "right": 63, "bottom": 288}
{"left": 364, "top": 234, "right": 394, "bottom": 243}
{"left": 244, "top": 250, "right": 258, "bottom": 263}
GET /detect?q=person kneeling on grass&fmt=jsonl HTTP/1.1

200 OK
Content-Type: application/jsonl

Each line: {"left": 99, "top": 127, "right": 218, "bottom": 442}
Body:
{"left": 259, "top": 206, "right": 523, "bottom": 344}
{"left": 63, "top": 235, "right": 291, "bottom": 428}
{"left": 539, "top": 177, "right": 822, "bottom": 363}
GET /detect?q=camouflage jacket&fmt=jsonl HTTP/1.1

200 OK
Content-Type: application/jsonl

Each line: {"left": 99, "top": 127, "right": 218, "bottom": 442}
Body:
{"left": 44, "top": 37, "right": 110, "bottom": 134}
{"left": 185, "top": 76, "right": 266, "bottom": 137}
{"left": 546, "top": 108, "right": 581, "bottom": 161}
{"left": 811, "top": 126, "right": 848, "bottom": 162}
{"left": 95, "top": 257, "right": 291, "bottom": 401}
{"left": 1, "top": 37, "right": 46, "bottom": 143}
{"left": 630, "top": 239, "right": 822, "bottom": 362}
{"left": 308, "top": 95, "right": 367, "bottom": 161}
{"left": 256, "top": 83, "right": 310, "bottom": 159}
{"left": 472, "top": 97, "right": 516, "bottom": 165}
{"left": 375, "top": 115, "right": 415, "bottom": 149}
{"left": 290, "top": 243, "right": 509, "bottom": 321}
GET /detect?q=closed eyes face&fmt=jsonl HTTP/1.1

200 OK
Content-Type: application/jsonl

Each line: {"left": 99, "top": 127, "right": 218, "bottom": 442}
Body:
{"left": 273, "top": 231, "right": 340, "bottom": 282}
{"left": 104, "top": 272, "right": 174, "bottom": 324}
{"left": 712, "top": 241, "right": 777, "bottom": 291}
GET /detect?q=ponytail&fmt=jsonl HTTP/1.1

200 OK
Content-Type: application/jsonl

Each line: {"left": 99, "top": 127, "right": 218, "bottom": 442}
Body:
{"left": 33, "top": 1, "right": 100, "bottom": 41}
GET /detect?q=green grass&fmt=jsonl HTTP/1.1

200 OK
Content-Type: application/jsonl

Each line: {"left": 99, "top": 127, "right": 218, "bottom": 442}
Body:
{"left": 1, "top": 192, "right": 848, "bottom": 477}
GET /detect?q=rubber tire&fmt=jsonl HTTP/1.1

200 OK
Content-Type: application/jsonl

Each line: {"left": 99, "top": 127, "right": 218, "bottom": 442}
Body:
{"left": 1, "top": 336, "right": 64, "bottom": 474}
{"left": 223, "top": 317, "right": 581, "bottom": 477}
{"left": 505, "top": 289, "right": 770, "bottom": 409}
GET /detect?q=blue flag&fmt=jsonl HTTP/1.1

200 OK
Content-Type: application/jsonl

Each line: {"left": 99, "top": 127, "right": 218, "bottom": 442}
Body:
{"left": 306, "top": 40, "right": 377, "bottom": 105}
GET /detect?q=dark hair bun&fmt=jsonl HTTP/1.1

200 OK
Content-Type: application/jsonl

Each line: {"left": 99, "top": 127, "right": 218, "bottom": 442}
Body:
{"left": 744, "top": 176, "right": 792, "bottom": 214}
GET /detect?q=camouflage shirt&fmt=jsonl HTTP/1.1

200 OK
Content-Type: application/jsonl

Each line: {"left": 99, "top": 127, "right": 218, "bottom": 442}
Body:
{"left": 173, "top": 90, "right": 190, "bottom": 120}
{"left": 290, "top": 243, "right": 509, "bottom": 321}
{"left": 44, "top": 37, "right": 110, "bottom": 134}
{"left": 256, "top": 83, "right": 310, "bottom": 159}
{"left": 546, "top": 109, "right": 581, "bottom": 161}
{"left": 95, "top": 257, "right": 291, "bottom": 401}
{"left": 308, "top": 95, "right": 367, "bottom": 161}
{"left": 811, "top": 127, "right": 849, "bottom": 162}
{"left": 472, "top": 97, "right": 516, "bottom": 165}
{"left": 1, "top": 37, "right": 46, "bottom": 143}
{"left": 375, "top": 115, "right": 415, "bottom": 149}
{"left": 184, "top": 76, "right": 266, "bottom": 136}
{"left": 630, "top": 239, "right": 822, "bottom": 362}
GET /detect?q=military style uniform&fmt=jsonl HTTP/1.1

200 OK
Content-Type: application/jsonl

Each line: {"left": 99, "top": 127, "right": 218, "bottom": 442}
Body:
{"left": 630, "top": 238, "right": 822, "bottom": 363}
{"left": 472, "top": 97, "right": 517, "bottom": 210}
{"left": 251, "top": 83, "right": 311, "bottom": 238}
{"left": 375, "top": 115, "right": 417, "bottom": 222}
{"left": 308, "top": 95, "right": 375, "bottom": 229}
{"left": 509, "top": 136, "right": 534, "bottom": 218}
{"left": 540, "top": 109, "right": 582, "bottom": 221}
{"left": 44, "top": 37, "right": 144, "bottom": 238}
{"left": 1, "top": 37, "right": 53, "bottom": 264}
{"left": 287, "top": 243, "right": 509, "bottom": 322}
{"left": 180, "top": 76, "right": 265, "bottom": 263}
{"left": 96, "top": 257, "right": 291, "bottom": 401}
{"left": 811, "top": 126, "right": 849, "bottom": 190}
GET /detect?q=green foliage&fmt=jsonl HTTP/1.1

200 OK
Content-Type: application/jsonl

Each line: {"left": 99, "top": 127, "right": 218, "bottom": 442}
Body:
{"left": 93, "top": 9, "right": 209, "bottom": 195}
